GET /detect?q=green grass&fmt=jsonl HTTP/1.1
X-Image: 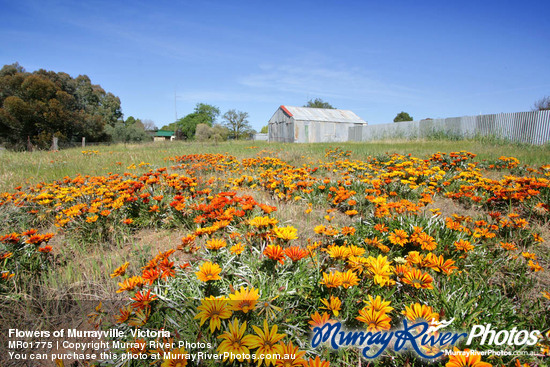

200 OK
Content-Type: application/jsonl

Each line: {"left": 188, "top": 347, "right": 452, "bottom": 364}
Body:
{"left": 1, "top": 139, "right": 549, "bottom": 193}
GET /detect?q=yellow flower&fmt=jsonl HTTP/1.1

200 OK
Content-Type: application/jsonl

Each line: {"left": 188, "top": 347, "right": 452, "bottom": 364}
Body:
{"left": 363, "top": 295, "right": 394, "bottom": 314}
{"left": 340, "top": 269, "right": 360, "bottom": 289}
{"left": 230, "top": 242, "right": 245, "bottom": 255}
{"left": 273, "top": 226, "right": 298, "bottom": 241}
{"left": 205, "top": 238, "right": 227, "bottom": 250}
{"left": 320, "top": 295, "right": 342, "bottom": 317}
{"left": 194, "top": 296, "right": 233, "bottom": 333}
{"left": 247, "top": 319, "right": 287, "bottom": 366}
{"left": 320, "top": 271, "right": 342, "bottom": 288}
{"left": 229, "top": 286, "right": 260, "bottom": 313}
{"left": 217, "top": 319, "right": 255, "bottom": 362}
{"left": 195, "top": 261, "right": 222, "bottom": 282}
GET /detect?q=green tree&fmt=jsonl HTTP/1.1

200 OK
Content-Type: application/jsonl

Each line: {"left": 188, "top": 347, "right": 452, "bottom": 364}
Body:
{"left": 171, "top": 103, "right": 220, "bottom": 140}
{"left": 105, "top": 122, "right": 150, "bottom": 143}
{"left": 0, "top": 63, "right": 121, "bottom": 149}
{"left": 533, "top": 96, "right": 550, "bottom": 111}
{"left": 222, "top": 109, "right": 252, "bottom": 139}
{"left": 260, "top": 125, "right": 268, "bottom": 134}
{"left": 393, "top": 111, "right": 413, "bottom": 122}
{"left": 304, "top": 98, "right": 335, "bottom": 109}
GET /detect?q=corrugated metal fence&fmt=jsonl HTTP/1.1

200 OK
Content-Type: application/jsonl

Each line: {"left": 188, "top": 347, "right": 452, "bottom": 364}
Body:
{"left": 349, "top": 110, "right": 550, "bottom": 145}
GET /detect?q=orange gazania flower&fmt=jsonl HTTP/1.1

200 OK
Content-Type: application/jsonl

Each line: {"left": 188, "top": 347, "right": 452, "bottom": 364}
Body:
{"left": 117, "top": 276, "right": 144, "bottom": 293}
{"left": 230, "top": 242, "right": 245, "bottom": 255}
{"left": 131, "top": 289, "right": 157, "bottom": 310}
{"left": 402, "top": 303, "right": 439, "bottom": 325}
{"left": 455, "top": 239, "right": 474, "bottom": 252}
{"left": 196, "top": 262, "right": 222, "bottom": 282}
{"left": 229, "top": 286, "right": 260, "bottom": 313}
{"left": 264, "top": 244, "right": 285, "bottom": 264}
{"left": 402, "top": 268, "right": 434, "bottom": 289}
{"left": 38, "top": 245, "right": 53, "bottom": 253}
{"left": 205, "top": 238, "right": 227, "bottom": 250}
{"left": 356, "top": 308, "right": 392, "bottom": 331}
{"left": 388, "top": 229, "right": 408, "bottom": 246}
{"left": 308, "top": 311, "right": 335, "bottom": 330}
{"left": 273, "top": 341, "right": 307, "bottom": 367}
{"left": 340, "top": 269, "right": 360, "bottom": 289}
{"left": 110, "top": 262, "right": 129, "bottom": 278}
{"left": 284, "top": 246, "right": 308, "bottom": 262}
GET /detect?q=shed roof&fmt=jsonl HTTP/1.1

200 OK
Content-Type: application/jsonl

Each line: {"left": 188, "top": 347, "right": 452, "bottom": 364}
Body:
{"left": 155, "top": 130, "right": 175, "bottom": 137}
{"left": 280, "top": 105, "right": 366, "bottom": 124}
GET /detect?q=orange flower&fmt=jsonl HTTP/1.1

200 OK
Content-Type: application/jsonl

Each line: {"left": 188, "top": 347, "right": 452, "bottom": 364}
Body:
{"left": 110, "top": 262, "right": 129, "bottom": 278}
{"left": 205, "top": 238, "right": 227, "bottom": 250}
{"left": 264, "top": 244, "right": 285, "bottom": 264}
{"left": 195, "top": 261, "right": 222, "bottom": 282}
{"left": 388, "top": 229, "right": 408, "bottom": 246}
{"left": 284, "top": 246, "right": 308, "bottom": 262}
{"left": 131, "top": 289, "right": 157, "bottom": 310}
{"left": 402, "top": 268, "right": 434, "bottom": 289}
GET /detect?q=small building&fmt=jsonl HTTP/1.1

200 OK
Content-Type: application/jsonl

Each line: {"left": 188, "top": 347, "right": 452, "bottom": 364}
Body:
{"left": 268, "top": 105, "right": 367, "bottom": 143}
{"left": 153, "top": 130, "right": 175, "bottom": 142}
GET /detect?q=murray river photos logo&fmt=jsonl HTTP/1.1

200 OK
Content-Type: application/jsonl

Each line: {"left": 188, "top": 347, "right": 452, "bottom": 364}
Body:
{"left": 310, "top": 318, "right": 541, "bottom": 360}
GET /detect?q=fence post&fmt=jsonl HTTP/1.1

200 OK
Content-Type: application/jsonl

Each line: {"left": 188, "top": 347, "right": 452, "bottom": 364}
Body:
{"left": 51, "top": 136, "right": 58, "bottom": 151}
{"left": 82, "top": 137, "right": 85, "bottom": 148}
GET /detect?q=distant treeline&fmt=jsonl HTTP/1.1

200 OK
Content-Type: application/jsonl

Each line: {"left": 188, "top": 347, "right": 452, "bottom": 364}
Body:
{"left": 0, "top": 63, "right": 123, "bottom": 150}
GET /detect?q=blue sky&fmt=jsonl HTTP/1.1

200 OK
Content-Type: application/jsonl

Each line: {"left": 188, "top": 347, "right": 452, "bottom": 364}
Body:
{"left": 1, "top": 0, "right": 549, "bottom": 131}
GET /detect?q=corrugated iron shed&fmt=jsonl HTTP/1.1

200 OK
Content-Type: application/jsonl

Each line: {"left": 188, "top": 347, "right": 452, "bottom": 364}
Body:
{"left": 281, "top": 106, "right": 366, "bottom": 124}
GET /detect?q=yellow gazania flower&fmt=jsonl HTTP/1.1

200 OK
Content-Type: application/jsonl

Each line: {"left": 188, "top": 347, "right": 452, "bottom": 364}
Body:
{"left": 363, "top": 295, "right": 394, "bottom": 314}
{"left": 217, "top": 319, "right": 255, "bottom": 362}
{"left": 247, "top": 319, "right": 287, "bottom": 367}
{"left": 110, "top": 262, "right": 129, "bottom": 278}
{"left": 229, "top": 286, "right": 260, "bottom": 313}
{"left": 194, "top": 296, "right": 233, "bottom": 333}
{"left": 402, "top": 268, "right": 434, "bottom": 289}
{"left": 347, "top": 255, "right": 370, "bottom": 274}
{"left": 248, "top": 216, "right": 278, "bottom": 228}
{"left": 320, "top": 295, "right": 342, "bottom": 317}
{"left": 356, "top": 308, "right": 392, "bottom": 331}
{"left": 324, "top": 244, "right": 351, "bottom": 261}
{"left": 445, "top": 347, "right": 492, "bottom": 367}
{"left": 320, "top": 271, "right": 342, "bottom": 288}
{"left": 366, "top": 255, "right": 394, "bottom": 286}
{"left": 205, "top": 238, "right": 227, "bottom": 250}
{"left": 273, "top": 226, "right": 298, "bottom": 241}
{"left": 195, "top": 261, "right": 222, "bottom": 282}
{"left": 85, "top": 215, "right": 98, "bottom": 223}
{"left": 402, "top": 303, "right": 439, "bottom": 325}
{"left": 340, "top": 269, "right": 360, "bottom": 289}
{"left": 347, "top": 245, "right": 366, "bottom": 257}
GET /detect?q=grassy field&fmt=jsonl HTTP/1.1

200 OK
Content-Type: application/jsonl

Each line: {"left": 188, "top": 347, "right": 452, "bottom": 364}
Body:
{"left": 1, "top": 139, "right": 549, "bottom": 193}
{"left": 0, "top": 139, "right": 549, "bottom": 367}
